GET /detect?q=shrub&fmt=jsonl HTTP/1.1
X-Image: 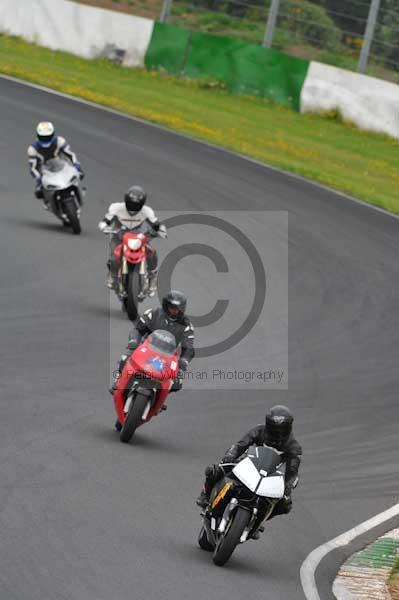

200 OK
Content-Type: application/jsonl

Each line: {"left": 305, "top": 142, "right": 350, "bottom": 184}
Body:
{"left": 279, "top": 0, "right": 342, "bottom": 51}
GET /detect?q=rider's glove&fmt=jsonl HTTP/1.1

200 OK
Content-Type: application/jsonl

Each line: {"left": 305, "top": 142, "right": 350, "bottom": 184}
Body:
{"left": 170, "top": 378, "right": 183, "bottom": 392}
{"left": 126, "top": 340, "right": 140, "bottom": 352}
{"left": 220, "top": 454, "right": 236, "bottom": 465}
{"left": 98, "top": 221, "right": 107, "bottom": 232}
{"left": 158, "top": 224, "right": 167, "bottom": 239}
{"left": 178, "top": 357, "right": 189, "bottom": 373}
{"left": 74, "top": 162, "right": 84, "bottom": 179}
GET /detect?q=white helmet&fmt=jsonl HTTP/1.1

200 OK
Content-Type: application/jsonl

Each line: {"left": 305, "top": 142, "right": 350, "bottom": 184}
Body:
{"left": 36, "top": 122, "right": 55, "bottom": 148}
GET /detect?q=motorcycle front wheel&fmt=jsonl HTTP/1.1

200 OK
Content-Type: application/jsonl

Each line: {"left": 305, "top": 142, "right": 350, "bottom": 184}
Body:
{"left": 63, "top": 198, "right": 81, "bottom": 235}
{"left": 120, "top": 392, "right": 149, "bottom": 444}
{"left": 212, "top": 507, "right": 250, "bottom": 566}
{"left": 124, "top": 266, "right": 140, "bottom": 322}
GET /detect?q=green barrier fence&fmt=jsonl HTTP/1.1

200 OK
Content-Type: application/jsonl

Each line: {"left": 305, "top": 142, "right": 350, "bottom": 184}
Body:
{"left": 145, "top": 22, "right": 310, "bottom": 111}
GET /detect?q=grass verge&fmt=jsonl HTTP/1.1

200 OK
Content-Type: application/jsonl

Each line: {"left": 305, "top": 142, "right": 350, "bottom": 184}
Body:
{"left": 1, "top": 34, "right": 399, "bottom": 212}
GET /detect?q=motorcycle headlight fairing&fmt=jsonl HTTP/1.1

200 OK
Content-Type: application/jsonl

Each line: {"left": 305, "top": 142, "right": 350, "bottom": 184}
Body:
{"left": 127, "top": 238, "right": 142, "bottom": 251}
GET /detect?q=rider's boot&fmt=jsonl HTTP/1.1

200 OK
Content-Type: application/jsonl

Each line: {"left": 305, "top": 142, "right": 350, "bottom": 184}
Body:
{"left": 251, "top": 526, "right": 264, "bottom": 540}
{"left": 109, "top": 355, "right": 128, "bottom": 394}
{"left": 196, "top": 490, "right": 210, "bottom": 508}
{"left": 148, "top": 270, "right": 158, "bottom": 297}
{"left": 106, "top": 261, "right": 116, "bottom": 290}
{"left": 169, "top": 377, "right": 183, "bottom": 393}
{"left": 35, "top": 184, "right": 48, "bottom": 209}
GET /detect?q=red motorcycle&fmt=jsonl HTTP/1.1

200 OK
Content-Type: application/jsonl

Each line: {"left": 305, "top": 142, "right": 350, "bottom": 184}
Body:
{"left": 113, "top": 330, "right": 179, "bottom": 444}
{"left": 104, "top": 223, "right": 165, "bottom": 321}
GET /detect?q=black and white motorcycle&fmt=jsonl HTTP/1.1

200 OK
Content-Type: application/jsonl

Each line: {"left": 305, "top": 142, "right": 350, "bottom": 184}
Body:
{"left": 198, "top": 446, "right": 290, "bottom": 566}
{"left": 41, "top": 158, "right": 84, "bottom": 234}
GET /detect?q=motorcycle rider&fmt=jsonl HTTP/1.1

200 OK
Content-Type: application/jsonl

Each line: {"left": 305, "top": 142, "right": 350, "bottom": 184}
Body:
{"left": 112, "top": 290, "right": 195, "bottom": 430}
{"left": 28, "top": 122, "right": 83, "bottom": 209}
{"left": 196, "top": 405, "right": 302, "bottom": 538}
{"left": 98, "top": 185, "right": 166, "bottom": 295}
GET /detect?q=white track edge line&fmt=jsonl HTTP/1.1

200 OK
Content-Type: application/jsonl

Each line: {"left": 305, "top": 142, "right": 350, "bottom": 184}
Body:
{"left": 300, "top": 502, "right": 399, "bottom": 600}
{"left": 1, "top": 72, "right": 399, "bottom": 223}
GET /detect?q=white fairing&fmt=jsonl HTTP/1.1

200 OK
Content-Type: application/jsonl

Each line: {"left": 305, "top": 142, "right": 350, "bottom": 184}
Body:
{"left": 42, "top": 161, "right": 78, "bottom": 190}
{"left": 257, "top": 475, "right": 285, "bottom": 499}
{"left": 232, "top": 458, "right": 261, "bottom": 492}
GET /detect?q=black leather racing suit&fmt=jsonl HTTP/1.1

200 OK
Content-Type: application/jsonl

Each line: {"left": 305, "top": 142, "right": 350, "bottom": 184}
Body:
{"left": 116, "top": 307, "right": 195, "bottom": 389}
{"left": 204, "top": 425, "right": 302, "bottom": 520}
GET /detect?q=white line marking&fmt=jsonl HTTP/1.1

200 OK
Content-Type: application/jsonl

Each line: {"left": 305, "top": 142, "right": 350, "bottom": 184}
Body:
{"left": 1, "top": 73, "right": 399, "bottom": 222}
{"left": 300, "top": 503, "right": 399, "bottom": 600}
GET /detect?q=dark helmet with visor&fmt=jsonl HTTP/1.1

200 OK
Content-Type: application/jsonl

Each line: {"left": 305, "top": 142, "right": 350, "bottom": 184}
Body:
{"left": 124, "top": 185, "right": 147, "bottom": 215}
{"left": 162, "top": 290, "right": 187, "bottom": 321}
{"left": 265, "top": 405, "right": 293, "bottom": 450}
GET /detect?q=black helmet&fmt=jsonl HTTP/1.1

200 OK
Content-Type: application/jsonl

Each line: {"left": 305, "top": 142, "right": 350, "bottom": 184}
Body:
{"left": 265, "top": 405, "right": 293, "bottom": 450}
{"left": 124, "top": 185, "right": 146, "bottom": 215}
{"left": 162, "top": 290, "right": 187, "bottom": 321}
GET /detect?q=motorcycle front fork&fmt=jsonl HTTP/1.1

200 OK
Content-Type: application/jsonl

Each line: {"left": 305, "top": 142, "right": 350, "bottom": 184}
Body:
{"left": 115, "top": 259, "right": 148, "bottom": 299}
{"left": 138, "top": 260, "right": 149, "bottom": 298}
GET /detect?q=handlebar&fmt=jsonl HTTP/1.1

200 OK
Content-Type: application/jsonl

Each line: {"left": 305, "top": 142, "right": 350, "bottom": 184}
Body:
{"left": 103, "top": 224, "right": 164, "bottom": 238}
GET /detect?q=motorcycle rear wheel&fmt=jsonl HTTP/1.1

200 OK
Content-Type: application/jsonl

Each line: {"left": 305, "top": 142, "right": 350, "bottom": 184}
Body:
{"left": 212, "top": 507, "right": 250, "bottom": 566}
{"left": 120, "top": 392, "right": 149, "bottom": 444}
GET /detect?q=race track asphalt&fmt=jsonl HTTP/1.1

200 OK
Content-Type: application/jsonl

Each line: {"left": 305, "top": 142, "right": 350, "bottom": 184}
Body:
{"left": 1, "top": 76, "right": 398, "bottom": 600}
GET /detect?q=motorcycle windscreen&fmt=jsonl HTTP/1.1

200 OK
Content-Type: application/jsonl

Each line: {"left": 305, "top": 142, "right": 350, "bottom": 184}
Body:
{"left": 256, "top": 475, "right": 285, "bottom": 499}
{"left": 148, "top": 330, "right": 177, "bottom": 356}
{"left": 42, "top": 159, "right": 77, "bottom": 186}
{"left": 43, "top": 158, "right": 64, "bottom": 172}
{"left": 244, "top": 445, "right": 285, "bottom": 474}
{"left": 232, "top": 457, "right": 261, "bottom": 492}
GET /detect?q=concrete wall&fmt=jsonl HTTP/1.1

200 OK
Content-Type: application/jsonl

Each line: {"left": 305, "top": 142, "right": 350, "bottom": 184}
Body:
{"left": 301, "top": 61, "right": 399, "bottom": 139}
{"left": 0, "top": 0, "right": 154, "bottom": 67}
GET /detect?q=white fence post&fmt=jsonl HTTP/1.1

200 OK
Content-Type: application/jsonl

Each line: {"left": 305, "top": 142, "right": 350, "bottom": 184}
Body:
{"left": 358, "top": 0, "right": 381, "bottom": 73}
{"left": 160, "top": 0, "right": 173, "bottom": 23}
{"left": 263, "top": 0, "right": 280, "bottom": 48}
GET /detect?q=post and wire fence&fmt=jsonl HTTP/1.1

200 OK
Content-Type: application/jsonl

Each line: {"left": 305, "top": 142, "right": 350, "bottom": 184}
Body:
{"left": 156, "top": 0, "right": 399, "bottom": 80}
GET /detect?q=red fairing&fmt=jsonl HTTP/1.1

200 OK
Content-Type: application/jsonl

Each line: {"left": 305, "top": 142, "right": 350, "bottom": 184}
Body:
{"left": 113, "top": 336, "right": 179, "bottom": 426}
{"left": 114, "top": 231, "right": 148, "bottom": 264}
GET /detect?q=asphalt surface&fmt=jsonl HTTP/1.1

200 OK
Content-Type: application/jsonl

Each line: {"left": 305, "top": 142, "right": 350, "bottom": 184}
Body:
{"left": 1, "top": 76, "right": 399, "bottom": 600}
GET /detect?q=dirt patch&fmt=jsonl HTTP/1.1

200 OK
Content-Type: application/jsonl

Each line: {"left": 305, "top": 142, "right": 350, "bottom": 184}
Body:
{"left": 70, "top": 0, "right": 162, "bottom": 19}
